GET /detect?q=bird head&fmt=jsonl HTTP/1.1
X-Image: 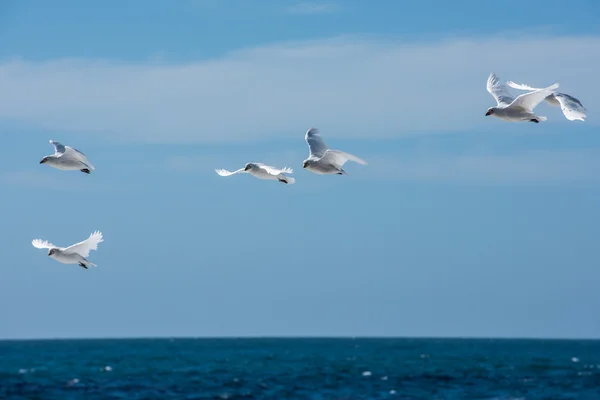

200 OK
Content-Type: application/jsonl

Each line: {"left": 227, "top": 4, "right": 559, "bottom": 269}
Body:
{"left": 485, "top": 107, "right": 495, "bottom": 116}
{"left": 48, "top": 249, "right": 56, "bottom": 256}
{"left": 40, "top": 157, "right": 49, "bottom": 164}
{"left": 244, "top": 163, "right": 256, "bottom": 172}
{"left": 302, "top": 160, "right": 310, "bottom": 169}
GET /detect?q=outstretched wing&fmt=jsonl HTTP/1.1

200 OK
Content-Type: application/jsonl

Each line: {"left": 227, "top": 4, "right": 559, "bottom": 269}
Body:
{"left": 305, "top": 128, "right": 329, "bottom": 158}
{"left": 506, "top": 81, "right": 540, "bottom": 91}
{"left": 64, "top": 146, "right": 95, "bottom": 170}
{"left": 215, "top": 168, "right": 245, "bottom": 177}
{"left": 49, "top": 140, "right": 66, "bottom": 155}
{"left": 32, "top": 239, "right": 56, "bottom": 250}
{"left": 552, "top": 93, "right": 587, "bottom": 121}
{"left": 256, "top": 164, "right": 294, "bottom": 176}
{"left": 63, "top": 231, "right": 103, "bottom": 257}
{"left": 50, "top": 140, "right": 95, "bottom": 169}
{"left": 511, "top": 83, "right": 559, "bottom": 112}
{"left": 487, "top": 73, "right": 515, "bottom": 107}
{"left": 321, "top": 150, "right": 367, "bottom": 168}
{"left": 507, "top": 81, "right": 586, "bottom": 121}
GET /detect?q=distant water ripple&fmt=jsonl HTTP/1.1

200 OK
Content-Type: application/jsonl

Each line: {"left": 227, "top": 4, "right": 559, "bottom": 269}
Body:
{"left": 1, "top": 338, "right": 599, "bottom": 399}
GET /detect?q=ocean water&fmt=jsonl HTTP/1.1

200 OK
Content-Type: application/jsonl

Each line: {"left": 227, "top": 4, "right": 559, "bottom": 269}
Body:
{"left": 1, "top": 338, "right": 599, "bottom": 399}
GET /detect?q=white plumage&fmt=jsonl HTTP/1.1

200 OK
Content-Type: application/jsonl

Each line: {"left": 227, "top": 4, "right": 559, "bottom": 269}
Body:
{"left": 216, "top": 162, "right": 295, "bottom": 184}
{"left": 302, "top": 128, "right": 367, "bottom": 175}
{"left": 32, "top": 231, "right": 104, "bottom": 269}
{"left": 485, "top": 72, "right": 559, "bottom": 123}
{"left": 40, "top": 140, "right": 95, "bottom": 174}
{"left": 506, "top": 80, "right": 587, "bottom": 122}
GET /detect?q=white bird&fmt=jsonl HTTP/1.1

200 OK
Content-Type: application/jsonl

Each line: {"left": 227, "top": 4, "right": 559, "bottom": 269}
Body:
{"left": 302, "top": 128, "right": 367, "bottom": 175}
{"left": 506, "top": 80, "right": 587, "bottom": 122}
{"left": 32, "top": 231, "right": 104, "bottom": 269}
{"left": 485, "top": 72, "right": 559, "bottom": 123}
{"left": 39, "top": 140, "right": 95, "bottom": 174}
{"left": 215, "top": 163, "right": 295, "bottom": 184}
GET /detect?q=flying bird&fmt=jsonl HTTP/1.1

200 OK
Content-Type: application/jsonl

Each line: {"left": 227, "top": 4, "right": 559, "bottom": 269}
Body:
{"left": 39, "top": 140, "right": 95, "bottom": 174}
{"left": 506, "top": 80, "right": 587, "bottom": 122}
{"left": 485, "top": 73, "right": 559, "bottom": 123}
{"left": 32, "top": 231, "right": 104, "bottom": 269}
{"left": 215, "top": 163, "right": 295, "bottom": 184}
{"left": 302, "top": 128, "right": 367, "bottom": 175}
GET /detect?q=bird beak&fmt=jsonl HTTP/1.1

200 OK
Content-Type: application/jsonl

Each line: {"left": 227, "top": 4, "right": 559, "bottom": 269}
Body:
{"left": 39, "top": 159, "right": 46, "bottom": 164}
{"left": 485, "top": 110, "right": 492, "bottom": 116}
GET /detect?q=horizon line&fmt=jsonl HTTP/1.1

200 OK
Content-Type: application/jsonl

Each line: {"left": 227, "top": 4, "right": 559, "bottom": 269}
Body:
{"left": 1, "top": 335, "right": 599, "bottom": 342}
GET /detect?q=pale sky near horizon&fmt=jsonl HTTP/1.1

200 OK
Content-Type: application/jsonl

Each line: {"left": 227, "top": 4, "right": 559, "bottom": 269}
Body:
{"left": 1, "top": 0, "right": 600, "bottom": 339}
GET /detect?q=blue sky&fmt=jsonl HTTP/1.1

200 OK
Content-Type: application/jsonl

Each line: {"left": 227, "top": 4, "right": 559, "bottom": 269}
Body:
{"left": 1, "top": 0, "right": 600, "bottom": 339}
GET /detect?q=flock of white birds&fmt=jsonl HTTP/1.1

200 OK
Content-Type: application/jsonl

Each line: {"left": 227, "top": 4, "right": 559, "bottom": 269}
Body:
{"left": 31, "top": 72, "right": 587, "bottom": 270}
{"left": 215, "top": 127, "right": 367, "bottom": 184}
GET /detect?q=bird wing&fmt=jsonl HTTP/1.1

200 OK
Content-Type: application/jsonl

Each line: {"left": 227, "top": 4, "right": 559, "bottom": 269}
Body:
{"left": 64, "top": 146, "right": 95, "bottom": 170}
{"left": 50, "top": 140, "right": 95, "bottom": 169}
{"left": 215, "top": 168, "right": 245, "bottom": 177}
{"left": 507, "top": 81, "right": 586, "bottom": 121}
{"left": 305, "top": 128, "right": 329, "bottom": 158}
{"left": 321, "top": 150, "right": 367, "bottom": 168}
{"left": 509, "top": 82, "right": 559, "bottom": 112}
{"left": 255, "top": 163, "right": 294, "bottom": 175}
{"left": 32, "top": 238, "right": 57, "bottom": 250}
{"left": 487, "top": 73, "right": 515, "bottom": 107}
{"left": 506, "top": 81, "right": 540, "bottom": 91}
{"left": 63, "top": 231, "right": 103, "bottom": 257}
{"left": 49, "top": 140, "right": 66, "bottom": 155}
{"left": 552, "top": 93, "right": 587, "bottom": 121}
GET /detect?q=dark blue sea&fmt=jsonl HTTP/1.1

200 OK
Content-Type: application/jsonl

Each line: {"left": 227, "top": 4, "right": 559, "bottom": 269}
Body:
{"left": 1, "top": 338, "right": 599, "bottom": 399}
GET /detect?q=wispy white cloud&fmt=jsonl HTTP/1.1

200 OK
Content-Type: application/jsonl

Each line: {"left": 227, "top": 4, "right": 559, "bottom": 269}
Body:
{"left": 0, "top": 171, "right": 57, "bottom": 189}
{"left": 0, "top": 170, "right": 119, "bottom": 191}
{"left": 361, "top": 149, "right": 600, "bottom": 185}
{"left": 166, "top": 150, "right": 305, "bottom": 174}
{"left": 285, "top": 2, "right": 338, "bottom": 14}
{"left": 166, "top": 148, "right": 600, "bottom": 185}
{"left": 0, "top": 34, "right": 597, "bottom": 144}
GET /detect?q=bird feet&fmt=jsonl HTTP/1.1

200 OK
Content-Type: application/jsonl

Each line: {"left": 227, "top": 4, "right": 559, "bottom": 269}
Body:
{"left": 78, "top": 262, "right": 88, "bottom": 269}
{"left": 529, "top": 119, "right": 540, "bottom": 123}
{"left": 80, "top": 168, "right": 91, "bottom": 174}
{"left": 278, "top": 179, "right": 288, "bottom": 184}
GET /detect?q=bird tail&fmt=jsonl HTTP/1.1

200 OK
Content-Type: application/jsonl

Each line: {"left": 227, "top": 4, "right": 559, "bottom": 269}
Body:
{"left": 537, "top": 116, "right": 548, "bottom": 122}
{"left": 280, "top": 176, "right": 295, "bottom": 184}
{"left": 84, "top": 259, "right": 97, "bottom": 267}
{"left": 286, "top": 176, "right": 296, "bottom": 184}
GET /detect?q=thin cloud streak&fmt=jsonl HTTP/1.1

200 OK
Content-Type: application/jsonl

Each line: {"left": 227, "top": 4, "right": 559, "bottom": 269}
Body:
{"left": 0, "top": 171, "right": 118, "bottom": 191}
{"left": 167, "top": 150, "right": 305, "bottom": 174}
{"left": 0, "top": 35, "right": 597, "bottom": 143}
{"left": 285, "top": 2, "right": 338, "bottom": 14}
{"left": 361, "top": 150, "right": 600, "bottom": 185}
{"left": 167, "top": 148, "right": 600, "bottom": 185}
